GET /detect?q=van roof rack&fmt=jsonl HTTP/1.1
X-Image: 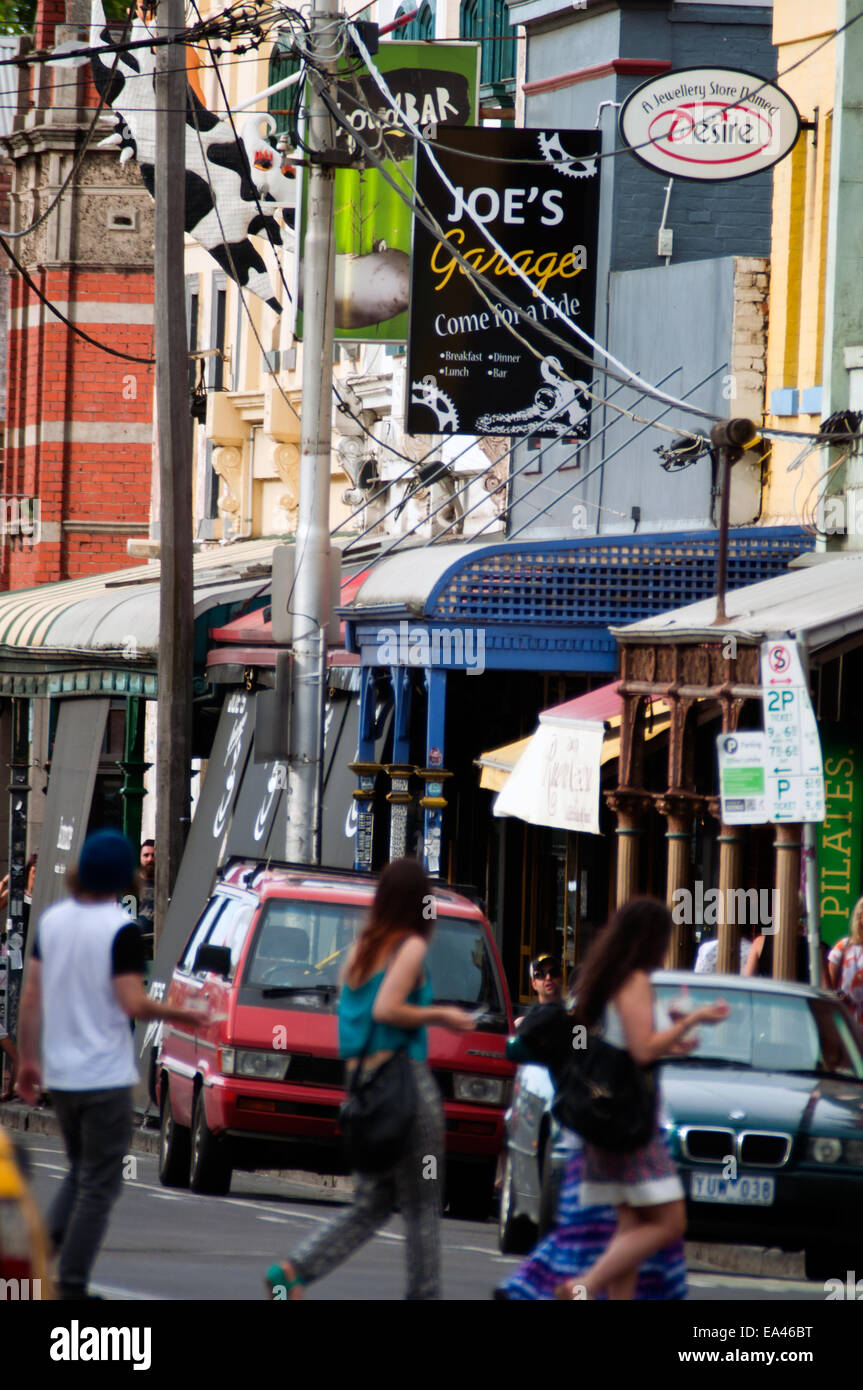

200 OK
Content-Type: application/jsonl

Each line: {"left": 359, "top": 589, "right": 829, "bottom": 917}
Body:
{"left": 218, "top": 858, "right": 484, "bottom": 908}
{"left": 218, "top": 855, "right": 377, "bottom": 885}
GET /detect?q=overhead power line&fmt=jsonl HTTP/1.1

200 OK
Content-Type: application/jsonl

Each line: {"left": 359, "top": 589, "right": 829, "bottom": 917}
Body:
{"left": 0, "top": 230, "right": 155, "bottom": 363}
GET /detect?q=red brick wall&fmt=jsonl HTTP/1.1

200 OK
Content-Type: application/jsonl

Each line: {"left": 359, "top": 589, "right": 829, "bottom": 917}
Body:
{"left": 2, "top": 266, "right": 155, "bottom": 587}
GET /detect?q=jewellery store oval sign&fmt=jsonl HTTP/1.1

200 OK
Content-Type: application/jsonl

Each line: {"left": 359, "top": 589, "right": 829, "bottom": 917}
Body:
{"left": 619, "top": 67, "right": 801, "bottom": 181}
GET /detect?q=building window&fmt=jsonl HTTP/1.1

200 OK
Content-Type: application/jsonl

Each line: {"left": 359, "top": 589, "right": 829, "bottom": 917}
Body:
{"left": 186, "top": 273, "right": 199, "bottom": 396}
{"left": 393, "top": 2, "right": 435, "bottom": 41}
{"left": 460, "top": 0, "right": 515, "bottom": 101}
{"left": 210, "top": 273, "right": 228, "bottom": 392}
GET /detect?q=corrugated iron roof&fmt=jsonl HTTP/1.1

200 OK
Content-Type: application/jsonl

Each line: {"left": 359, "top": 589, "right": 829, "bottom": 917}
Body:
{"left": 0, "top": 537, "right": 280, "bottom": 654}
{"left": 612, "top": 554, "right": 863, "bottom": 651}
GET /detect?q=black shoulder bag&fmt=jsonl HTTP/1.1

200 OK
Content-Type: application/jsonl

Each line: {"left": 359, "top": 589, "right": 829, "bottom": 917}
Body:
{"left": 551, "top": 1032, "right": 657, "bottom": 1154}
{"left": 338, "top": 954, "right": 418, "bottom": 1174}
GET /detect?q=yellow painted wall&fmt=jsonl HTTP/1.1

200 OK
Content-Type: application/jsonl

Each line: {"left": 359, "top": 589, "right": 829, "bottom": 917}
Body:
{"left": 762, "top": 0, "right": 838, "bottom": 520}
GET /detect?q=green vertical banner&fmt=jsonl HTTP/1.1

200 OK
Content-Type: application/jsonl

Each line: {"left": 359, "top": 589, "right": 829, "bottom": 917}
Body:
{"left": 817, "top": 727, "right": 863, "bottom": 946}
{"left": 294, "top": 42, "right": 479, "bottom": 342}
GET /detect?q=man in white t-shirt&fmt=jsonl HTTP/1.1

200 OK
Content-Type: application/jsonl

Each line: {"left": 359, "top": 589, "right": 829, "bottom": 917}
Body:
{"left": 18, "top": 829, "right": 200, "bottom": 1301}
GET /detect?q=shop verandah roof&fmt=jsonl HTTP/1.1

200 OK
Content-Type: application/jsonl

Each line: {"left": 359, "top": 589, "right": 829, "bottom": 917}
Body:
{"left": 0, "top": 538, "right": 280, "bottom": 695}
{"left": 611, "top": 553, "right": 863, "bottom": 655}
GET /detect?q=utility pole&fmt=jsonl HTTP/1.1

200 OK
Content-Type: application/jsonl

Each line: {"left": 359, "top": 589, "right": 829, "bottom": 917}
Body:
{"left": 154, "top": 0, "right": 194, "bottom": 938}
{"left": 285, "top": 4, "right": 339, "bottom": 865}
{"left": 710, "top": 417, "right": 758, "bottom": 625}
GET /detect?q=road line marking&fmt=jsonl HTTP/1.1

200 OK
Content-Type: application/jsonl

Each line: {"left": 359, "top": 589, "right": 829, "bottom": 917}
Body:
{"left": 90, "top": 1283, "right": 165, "bottom": 1302}
{"left": 688, "top": 1273, "right": 815, "bottom": 1293}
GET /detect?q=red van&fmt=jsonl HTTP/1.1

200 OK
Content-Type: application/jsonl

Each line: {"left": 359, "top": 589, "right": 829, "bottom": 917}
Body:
{"left": 155, "top": 859, "right": 514, "bottom": 1218}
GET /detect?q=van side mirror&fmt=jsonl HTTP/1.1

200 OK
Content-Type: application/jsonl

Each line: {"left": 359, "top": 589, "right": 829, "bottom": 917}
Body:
{"left": 194, "top": 944, "right": 232, "bottom": 978}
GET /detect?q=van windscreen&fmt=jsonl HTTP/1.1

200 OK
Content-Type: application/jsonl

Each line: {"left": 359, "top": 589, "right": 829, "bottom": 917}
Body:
{"left": 240, "top": 902, "right": 506, "bottom": 1023}
{"left": 242, "top": 901, "right": 367, "bottom": 990}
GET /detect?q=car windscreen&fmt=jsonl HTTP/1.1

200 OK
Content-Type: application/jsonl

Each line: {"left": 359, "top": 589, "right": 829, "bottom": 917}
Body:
{"left": 240, "top": 902, "right": 507, "bottom": 1025}
{"left": 425, "top": 916, "right": 507, "bottom": 1025}
{"left": 654, "top": 984, "right": 863, "bottom": 1079}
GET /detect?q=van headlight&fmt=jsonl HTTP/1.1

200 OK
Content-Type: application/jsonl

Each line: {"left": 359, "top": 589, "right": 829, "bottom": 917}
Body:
{"left": 453, "top": 1073, "right": 506, "bottom": 1105}
{"left": 220, "top": 1047, "right": 290, "bottom": 1081}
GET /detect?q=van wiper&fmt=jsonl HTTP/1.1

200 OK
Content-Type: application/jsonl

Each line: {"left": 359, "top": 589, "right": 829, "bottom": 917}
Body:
{"left": 261, "top": 984, "right": 338, "bottom": 1000}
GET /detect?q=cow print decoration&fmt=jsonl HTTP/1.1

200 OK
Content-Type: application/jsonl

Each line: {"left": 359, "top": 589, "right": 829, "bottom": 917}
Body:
{"left": 88, "top": 1, "right": 296, "bottom": 312}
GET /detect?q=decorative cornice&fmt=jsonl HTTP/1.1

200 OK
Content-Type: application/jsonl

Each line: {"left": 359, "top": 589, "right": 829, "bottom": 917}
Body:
{"left": 523, "top": 58, "right": 672, "bottom": 98}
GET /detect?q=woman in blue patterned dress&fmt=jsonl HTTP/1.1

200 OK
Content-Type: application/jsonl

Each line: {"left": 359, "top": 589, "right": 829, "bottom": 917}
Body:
{"left": 553, "top": 899, "right": 728, "bottom": 1301}
{"left": 495, "top": 1140, "right": 687, "bottom": 1300}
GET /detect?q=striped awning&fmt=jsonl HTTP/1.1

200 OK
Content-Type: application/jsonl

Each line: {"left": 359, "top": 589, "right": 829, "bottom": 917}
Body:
{"left": 0, "top": 538, "right": 281, "bottom": 695}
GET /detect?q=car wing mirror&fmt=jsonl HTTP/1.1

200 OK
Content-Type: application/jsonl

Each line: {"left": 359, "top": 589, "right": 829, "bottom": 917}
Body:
{"left": 193, "top": 944, "right": 232, "bottom": 978}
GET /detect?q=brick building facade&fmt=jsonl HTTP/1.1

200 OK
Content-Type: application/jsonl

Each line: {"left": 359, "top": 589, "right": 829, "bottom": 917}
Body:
{"left": 0, "top": 0, "right": 155, "bottom": 587}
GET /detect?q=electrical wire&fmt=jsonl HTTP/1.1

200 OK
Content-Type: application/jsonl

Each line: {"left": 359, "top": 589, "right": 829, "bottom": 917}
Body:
{"left": 345, "top": 36, "right": 757, "bottom": 433}
{"left": 323, "top": 55, "right": 858, "bottom": 448}
{"left": 310, "top": 66, "right": 712, "bottom": 447}
{"left": 335, "top": 7, "right": 863, "bottom": 174}
{"left": 0, "top": 229, "right": 155, "bottom": 362}
{"left": 340, "top": 360, "right": 657, "bottom": 555}
{"left": 360, "top": 363, "right": 698, "bottom": 571}
{"left": 188, "top": 0, "right": 294, "bottom": 302}
{"left": 0, "top": 2, "right": 135, "bottom": 238}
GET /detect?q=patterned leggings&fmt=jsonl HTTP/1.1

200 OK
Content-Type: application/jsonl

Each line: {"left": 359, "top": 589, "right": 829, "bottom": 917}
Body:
{"left": 291, "top": 1060, "right": 444, "bottom": 1300}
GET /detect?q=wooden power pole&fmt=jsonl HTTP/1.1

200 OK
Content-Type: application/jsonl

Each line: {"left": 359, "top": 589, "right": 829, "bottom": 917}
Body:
{"left": 154, "top": 0, "right": 193, "bottom": 940}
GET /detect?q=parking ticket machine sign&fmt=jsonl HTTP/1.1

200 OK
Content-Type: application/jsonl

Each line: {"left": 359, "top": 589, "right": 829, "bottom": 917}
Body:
{"left": 716, "top": 731, "right": 768, "bottom": 824}
{"left": 760, "top": 639, "right": 825, "bottom": 823}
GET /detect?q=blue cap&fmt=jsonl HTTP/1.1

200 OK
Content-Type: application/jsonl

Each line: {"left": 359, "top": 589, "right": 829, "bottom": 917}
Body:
{"left": 78, "top": 829, "right": 136, "bottom": 896}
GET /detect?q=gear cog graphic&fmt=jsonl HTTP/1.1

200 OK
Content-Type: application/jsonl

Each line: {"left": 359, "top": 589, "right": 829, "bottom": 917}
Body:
{"left": 538, "top": 131, "right": 597, "bottom": 180}
{"left": 410, "top": 381, "right": 459, "bottom": 433}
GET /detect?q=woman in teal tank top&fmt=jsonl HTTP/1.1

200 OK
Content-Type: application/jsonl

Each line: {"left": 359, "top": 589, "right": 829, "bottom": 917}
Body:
{"left": 266, "top": 858, "right": 473, "bottom": 1301}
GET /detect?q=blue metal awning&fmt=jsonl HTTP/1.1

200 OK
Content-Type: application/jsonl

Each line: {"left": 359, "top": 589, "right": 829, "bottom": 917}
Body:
{"left": 341, "top": 528, "right": 814, "bottom": 673}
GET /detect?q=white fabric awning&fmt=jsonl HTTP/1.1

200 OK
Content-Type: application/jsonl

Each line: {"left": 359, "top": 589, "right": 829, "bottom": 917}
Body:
{"left": 494, "top": 713, "right": 606, "bottom": 834}
{"left": 488, "top": 681, "right": 670, "bottom": 834}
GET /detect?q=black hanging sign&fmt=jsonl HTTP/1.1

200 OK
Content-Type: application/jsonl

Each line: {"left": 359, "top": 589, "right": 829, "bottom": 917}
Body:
{"left": 406, "top": 127, "right": 601, "bottom": 438}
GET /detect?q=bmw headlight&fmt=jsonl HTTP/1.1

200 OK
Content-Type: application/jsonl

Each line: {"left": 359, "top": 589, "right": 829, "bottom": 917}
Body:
{"left": 808, "top": 1137, "right": 842, "bottom": 1164}
{"left": 453, "top": 1073, "right": 506, "bottom": 1105}
{"left": 220, "top": 1047, "right": 290, "bottom": 1081}
{"left": 843, "top": 1140, "right": 863, "bottom": 1167}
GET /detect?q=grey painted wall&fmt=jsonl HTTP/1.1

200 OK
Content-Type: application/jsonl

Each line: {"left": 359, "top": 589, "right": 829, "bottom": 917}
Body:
{"left": 520, "top": 3, "right": 776, "bottom": 270}
{"left": 508, "top": 256, "right": 737, "bottom": 535}
{"left": 502, "top": 1, "right": 776, "bottom": 538}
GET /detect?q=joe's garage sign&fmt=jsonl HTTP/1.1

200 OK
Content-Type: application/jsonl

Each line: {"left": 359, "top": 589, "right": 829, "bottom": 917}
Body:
{"left": 619, "top": 67, "right": 801, "bottom": 181}
{"left": 406, "top": 127, "right": 600, "bottom": 438}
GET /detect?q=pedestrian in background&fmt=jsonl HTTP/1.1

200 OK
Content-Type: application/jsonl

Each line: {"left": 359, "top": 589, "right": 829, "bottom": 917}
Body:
{"left": 828, "top": 897, "right": 863, "bottom": 1028}
{"left": 693, "top": 930, "right": 751, "bottom": 974}
{"left": 17, "top": 829, "right": 200, "bottom": 1300}
{"left": 0, "top": 852, "right": 37, "bottom": 932}
{"left": 515, "top": 953, "right": 563, "bottom": 1025}
{"left": 266, "top": 857, "right": 474, "bottom": 1302}
{"left": 554, "top": 898, "right": 728, "bottom": 1301}
{"left": 136, "top": 839, "right": 155, "bottom": 960}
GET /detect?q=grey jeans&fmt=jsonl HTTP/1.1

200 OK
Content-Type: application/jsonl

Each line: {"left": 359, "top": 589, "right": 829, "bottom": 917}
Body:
{"left": 48, "top": 1086, "right": 134, "bottom": 1297}
{"left": 291, "top": 1059, "right": 444, "bottom": 1300}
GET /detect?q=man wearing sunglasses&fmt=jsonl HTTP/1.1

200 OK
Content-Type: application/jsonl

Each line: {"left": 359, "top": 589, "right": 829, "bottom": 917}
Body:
{"left": 515, "top": 954, "right": 563, "bottom": 1025}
